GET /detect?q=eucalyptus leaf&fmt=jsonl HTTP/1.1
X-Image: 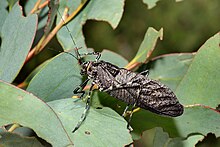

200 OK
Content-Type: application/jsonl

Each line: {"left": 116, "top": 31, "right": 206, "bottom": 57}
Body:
{"left": 0, "top": 3, "right": 37, "bottom": 83}
{"left": 27, "top": 50, "right": 81, "bottom": 102}
{"left": 57, "top": 0, "right": 125, "bottom": 51}
{"left": 127, "top": 27, "right": 163, "bottom": 68}
{"left": 0, "top": 81, "right": 73, "bottom": 146}
{"left": 175, "top": 32, "right": 220, "bottom": 107}
{"left": 0, "top": 132, "right": 45, "bottom": 147}
{"left": 47, "top": 98, "right": 133, "bottom": 146}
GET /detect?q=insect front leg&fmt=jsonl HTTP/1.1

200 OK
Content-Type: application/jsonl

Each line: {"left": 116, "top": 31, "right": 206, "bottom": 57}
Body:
{"left": 73, "top": 78, "right": 90, "bottom": 99}
{"left": 72, "top": 83, "right": 95, "bottom": 133}
{"left": 80, "top": 52, "right": 101, "bottom": 61}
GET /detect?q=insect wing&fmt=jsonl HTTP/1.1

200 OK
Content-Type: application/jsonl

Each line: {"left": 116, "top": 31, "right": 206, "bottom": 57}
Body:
{"left": 138, "top": 79, "right": 184, "bottom": 117}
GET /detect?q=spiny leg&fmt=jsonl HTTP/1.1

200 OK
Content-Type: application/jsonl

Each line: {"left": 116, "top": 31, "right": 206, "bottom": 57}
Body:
{"left": 122, "top": 105, "right": 130, "bottom": 117}
{"left": 121, "top": 104, "right": 136, "bottom": 132}
{"left": 139, "top": 70, "right": 149, "bottom": 77}
{"left": 72, "top": 83, "right": 94, "bottom": 133}
{"left": 126, "top": 103, "right": 137, "bottom": 132}
{"left": 80, "top": 52, "right": 101, "bottom": 61}
{"left": 73, "top": 78, "right": 90, "bottom": 99}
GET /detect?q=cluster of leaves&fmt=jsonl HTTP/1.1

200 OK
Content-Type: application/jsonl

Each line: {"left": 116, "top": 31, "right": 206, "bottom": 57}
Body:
{"left": 0, "top": 0, "right": 219, "bottom": 146}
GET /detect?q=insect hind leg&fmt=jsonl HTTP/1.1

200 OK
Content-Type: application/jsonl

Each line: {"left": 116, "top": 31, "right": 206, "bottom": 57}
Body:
{"left": 126, "top": 103, "right": 137, "bottom": 131}
{"left": 72, "top": 83, "right": 94, "bottom": 133}
{"left": 121, "top": 103, "right": 136, "bottom": 132}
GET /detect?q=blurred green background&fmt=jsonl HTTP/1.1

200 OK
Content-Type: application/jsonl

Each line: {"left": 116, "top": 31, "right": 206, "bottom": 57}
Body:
{"left": 83, "top": 0, "right": 220, "bottom": 60}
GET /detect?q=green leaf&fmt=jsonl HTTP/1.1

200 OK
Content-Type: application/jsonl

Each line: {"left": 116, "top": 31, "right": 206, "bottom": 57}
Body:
{"left": 0, "top": 1, "right": 8, "bottom": 32}
{"left": 134, "top": 127, "right": 171, "bottom": 146}
{"left": 127, "top": 27, "right": 163, "bottom": 68}
{"left": 47, "top": 98, "right": 133, "bottom": 147}
{"left": 27, "top": 50, "right": 81, "bottom": 102}
{"left": 167, "top": 135, "right": 204, "bottom": 147}
{"left": 0, "top": 3, "right": 37, "bottom": 83}
{"left": 146, "top": 53, "right": 194, "bottom": 90}
{"left": 7, "top": 0, "right": 18, "bottom": 10}
{"left": 44, "top": 0, "right": 59, "bottom": 36}
{"left": 100, "top": 49, "right": 128, "bottom": 67}
{"left": 131, "top": 105, "right": 220, "bottom": 139}
{"left": 175, "top": 32, "right": 220, "bottom": 107}
{"left": 57, "top": 0, "right": 125, "bottom": 50}
{"left": 142, "top": 0, "right": 184, "bottom": 9}
{"left": 135, "top": 127, "right": 204, "bottom": 147}
{"left": 24, "top": 0, "right": 49, "bottom": 29}
{"left": 0, "top": 1, "right": 8, "bottom": 9}
{"left": 142, "top": 0, "right": 161, "bottom": 9}
{"left": 0, "top": 132, "right": 45, "bottom": 147}
{"left": 0, "top": 81, "right": 73, "bottom": 146}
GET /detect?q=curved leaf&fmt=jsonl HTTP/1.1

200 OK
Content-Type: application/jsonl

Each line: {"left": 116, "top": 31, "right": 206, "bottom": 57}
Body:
{"left": 101, "top": 49, "right": 128, "bottom": 67}
{"left": 142, "top": 0, "right": 184, "bottom": 9}
{"left": 131, "top": 105, "right": 220, "bottom": 138}
{"left": 27, "top": 50, "right": 81, "bottom": 102}
{"left": 126, "top": 27, "right": 163, "bottom": 68}
{"left": 48, "top": 98, "right": 133, "bottom": 147}
{"left": 175, "top": 32, "right": 220, "bottom": 107}
{"left": 142, "top": 0, "right": 162, "bottom": 9}
{"left": 135, "top": 127, "right": 204, "bottom": 147}
{"left": 145, "top": 53, "right": 194, "bottom": 90}
{"left": 0, "top": 3, "right": 37, "bottom": 83}
{"left": 57, "top": 0, "right": 125, "bottom": 50}
{"left": 0, "top": 1, "right": 8, "bottom": 31}
{"left": 0, "top": 132, "right": 44, "bottom": 147}
{"left": 0, "top": 81, "right": 73, "bottom": 146}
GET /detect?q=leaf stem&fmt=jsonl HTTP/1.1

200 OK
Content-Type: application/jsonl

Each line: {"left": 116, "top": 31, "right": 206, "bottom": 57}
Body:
{"left": 8, "top": 123, "right": 21, "bottom": 132}
{"left": 25, "top": 0, "right": 89, "bottom": 63}
{"left": 30, "top": 0, "right": 43, "bottom": 14}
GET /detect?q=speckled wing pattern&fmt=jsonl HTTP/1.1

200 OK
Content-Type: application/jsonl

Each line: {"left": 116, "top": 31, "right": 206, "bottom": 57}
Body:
{"left": 92, "top": 61, "right": 184, "bottom": 117}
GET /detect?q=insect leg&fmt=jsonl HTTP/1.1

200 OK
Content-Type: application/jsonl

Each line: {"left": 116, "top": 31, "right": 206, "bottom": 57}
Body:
{"left": 80, "top": 52, "right": 101, "bottom": 61}
{"left": 126, "top": 103, "right": 137, "bottom": 131}
{"left": 139, "top": 70, "right": 149, "bottom": 77}
{"left": 72, "top": 83, "right": 94, "bottom": 133}
{"left": 122, "top": 105, "right": 130, "bottom": 117}
{"left": 73, "top": 78, "right": 90, "bottom": 99}
{"left": 121, "top": 103, "right": 136, "bottom": 131}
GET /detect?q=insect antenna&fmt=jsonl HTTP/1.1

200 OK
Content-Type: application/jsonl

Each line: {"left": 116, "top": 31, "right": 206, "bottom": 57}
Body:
{"left": 57, "top": 9, "right": 83, "bottom": 65}
{"left": 47, "top": 48, "right": 78, "bottom": 60}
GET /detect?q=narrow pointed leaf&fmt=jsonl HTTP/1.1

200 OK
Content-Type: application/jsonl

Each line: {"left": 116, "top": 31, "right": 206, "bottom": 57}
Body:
{"left": 126, "top": 27, "right": 163, "bottom": 68}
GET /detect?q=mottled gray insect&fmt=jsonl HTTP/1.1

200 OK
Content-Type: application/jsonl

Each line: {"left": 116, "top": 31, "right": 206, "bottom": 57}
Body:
{"left": 57, "top": 9, "right": 183, "bottom": 133}
{"left": 71, "top": 50, "right": 184, "bottom": 133}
